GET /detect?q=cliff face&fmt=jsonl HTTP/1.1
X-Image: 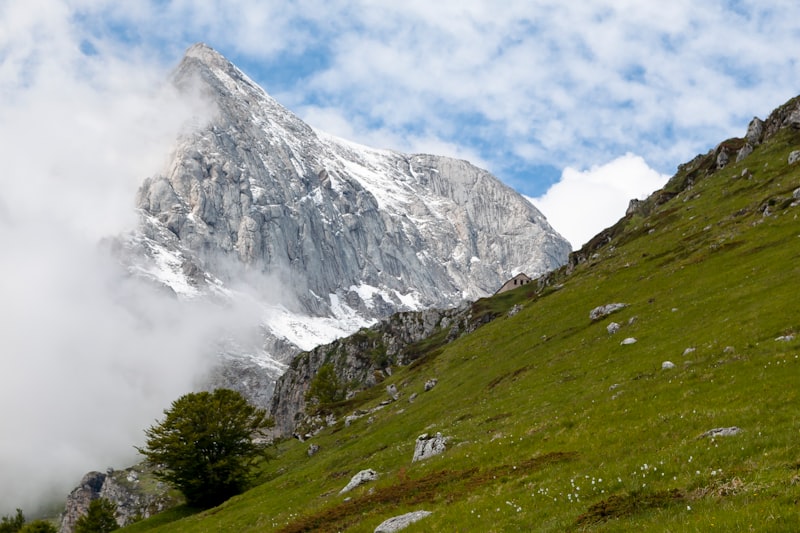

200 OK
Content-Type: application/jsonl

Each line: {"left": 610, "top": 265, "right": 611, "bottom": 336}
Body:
{"left": 59, "top": 469, "right": 180, "bottom": 533}
{"left": 125, "top": 43, "right": 570, "bottom": 402}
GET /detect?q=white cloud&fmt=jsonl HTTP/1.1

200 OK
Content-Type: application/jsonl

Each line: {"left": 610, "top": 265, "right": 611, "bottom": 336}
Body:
{"left": 530, "top": 154, "right": 670, "bottom": 250}
{"left": 0, "top": 0, "right": 256, "bottom": 515}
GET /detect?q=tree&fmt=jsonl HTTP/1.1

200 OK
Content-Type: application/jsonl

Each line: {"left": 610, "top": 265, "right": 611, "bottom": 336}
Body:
{"left": 19, "top": 520, "right": 58, "bottom": 533}
{"left": 0, "top": 510, "right": 25, "bottom": 533}
{"left": 305, "top": 363, "right": 345, "bottom": 408}
{"left": 74, "top": 499, "right": 118, "bottom": 533}
{"left": 137, "top": 388, "right": 272, "bottom": 508}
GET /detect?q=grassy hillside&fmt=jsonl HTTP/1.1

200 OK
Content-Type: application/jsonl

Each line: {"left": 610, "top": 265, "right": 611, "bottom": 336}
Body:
{"left": 123, "top": 123, "right": 800, "bottom": 531}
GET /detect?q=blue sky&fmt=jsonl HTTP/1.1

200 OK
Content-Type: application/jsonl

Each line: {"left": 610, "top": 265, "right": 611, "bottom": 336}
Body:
{"left": 4, "top": 1, "right": 800, "bottom": 246}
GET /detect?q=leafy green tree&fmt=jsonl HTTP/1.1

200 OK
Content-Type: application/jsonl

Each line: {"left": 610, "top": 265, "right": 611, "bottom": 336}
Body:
{"left": 305, "top": 363, "right": 345, "bottom": 408}
{"left": 137, "top": 389, "right": 272, "bottom": 508}
{"left": 74, "top": 498, "right": 118, "bottom": 533}
{"left": 0, "top": 509, "right": 25, "bottom": 533}
{"left": 19, "top": 520, "right": 58, "bottom": 533}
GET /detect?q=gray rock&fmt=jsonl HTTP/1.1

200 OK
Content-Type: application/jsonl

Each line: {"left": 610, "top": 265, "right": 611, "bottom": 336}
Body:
{"left": 789, "top": 150, "right": 800, "bottom": 165}
{"left": 683, "top": 347, "right": 696, "bottom": 356}
{"left": 507, "top": 304, "right": 523, "bottom": 317}
{"left": 775, "top": 334, "right": 795, "bottom": 342}
{"left": 701, "top": 427, "right": 742, "bottom": 438}
{"left": 408, "top": 392, "right": 418, "bottom": 403}
{"left": 307, "top": 444, "right": 320, "bottom": 457}
{"left": 589, "top": 303, "right": 628, "bottom": 321}
{"left": 735, "top": 143, "right": 753, "bottom": 163}
{"left": 424, "top": 378, "right": 438, "bottom": 392}
{"left": 661, "top": 361, "right": 676, "bottom": 370}
{"left": 386, "top": 383, "right": 399, "bottom": 401}
{"left": 374, "top": 510, "right": 432, "bottom": 533}
{"left": 607, "top": 322, "right": 620, "bottom": 335}
{"left": 412, "top": 432, "right": 447, "bottom": 462}
{"left": 620, "top": 337, "right": 637, "bottom": 345}
{"left": 339, "top": 469, "right": 379, "bottom": 494}
{"left": 716, "top": 149, "right": 730, "bottom": 169}
{"left": 745, "top": 117, "right": 764, "bottom": 144}
{"left": 793, "top": 187, "right": 800, "bottom": 200}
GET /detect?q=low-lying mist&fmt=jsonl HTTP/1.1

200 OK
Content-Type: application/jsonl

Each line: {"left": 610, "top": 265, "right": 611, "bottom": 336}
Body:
{"left": 0, "top": 38, "right": 258, "bottom": 514}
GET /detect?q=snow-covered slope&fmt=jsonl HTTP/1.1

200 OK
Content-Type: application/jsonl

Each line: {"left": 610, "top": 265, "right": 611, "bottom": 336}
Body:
{"left": 125, "top": 43, "right": 571, "bottom": 403}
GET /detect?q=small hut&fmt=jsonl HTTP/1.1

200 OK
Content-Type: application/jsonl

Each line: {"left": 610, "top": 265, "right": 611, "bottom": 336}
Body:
{"left": 494, "top": 273, "right": 532, "bottom": 295}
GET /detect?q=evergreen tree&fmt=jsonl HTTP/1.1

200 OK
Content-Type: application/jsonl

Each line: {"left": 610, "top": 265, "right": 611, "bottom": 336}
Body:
{"left": 19, "top": 520, "right": 57, "bottom": 533}
{"left": 137, "top": 388, "right": 272, "bottom": 508}
{"left": 74, "top": 498, "right": 118, "bottom": 533}
{"left": 0, "top": 510, "right": 25, "bottom": 533}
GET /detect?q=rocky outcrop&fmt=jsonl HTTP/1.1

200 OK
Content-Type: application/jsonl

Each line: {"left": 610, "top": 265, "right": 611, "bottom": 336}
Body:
{"left": 412, "top": 433, "right": 448, "bottom": 462}
{"left": 374, "top": 510, "right": 432, "bottom": 532}
{"left": 339, "top": 469, "right": 379, "bottom": 494}
{"left": 270, "top": 301, "right": 493, "bottom": 436}
{"left": 59, "top": 468, "right": 179, "bottom": 533}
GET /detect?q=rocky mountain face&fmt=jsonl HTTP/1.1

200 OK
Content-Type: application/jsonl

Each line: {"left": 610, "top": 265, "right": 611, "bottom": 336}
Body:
{"left": 59, "top": 468, "right": 180, "bottom": 533}
{"left": 126, "top": 43, "right": 571, "bottom": 403}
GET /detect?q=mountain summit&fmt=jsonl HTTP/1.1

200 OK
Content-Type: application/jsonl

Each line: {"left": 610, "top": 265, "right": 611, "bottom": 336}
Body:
{"left": 128, "top": 43, "right": 570, "bottom": 400}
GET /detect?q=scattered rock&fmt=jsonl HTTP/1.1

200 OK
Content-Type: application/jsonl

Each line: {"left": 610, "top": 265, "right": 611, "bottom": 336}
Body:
{"left": 412, "top": 432, "right": 448, "bottom": 462}
{"left": 408, "top": 392, "right": 418, "bottom": 403}
{"left": 701, "top": 427, "right": 742, "bottom": 438}
{"left": 345, "top": 415, "right": 360, "bottom": 427}
{"left": 339, "top": 469, "right": 379, "bottom": 494}
{"left": 745, "top": 116, "right": 764, "bottom": 144}
{"left": 627, "top": 315, "right": 638, "bottom": 325}
{"left": 590, "top": 303, "right": 628, "bottom": 321}
{"left": 661, "top": 361, "right": 676, "bottom": 370}
{"left": 683, "top": 347, "right": 696, "bottom": 356}
{"left": 736, "top": 142, "right": 753, "bottom": 163}
{"left": 793, "top": 187, "right": 800, "bottom": 200}
{"left": 608, "top": 383, "right": 621, "bottom": 391}
{"left": 789, "top": 150, "right": 800, "bottom": 165}
{"left": 424, "top": 378, "right": 438, "bottom": 392}
{"left": 508, "top": 304, "right": 523, "bottom": 317}
{"left": 307, "top": 444, "right": 320, "bottom": 457}
{"left": 723, "top": 346, "right": 735, "bottom": 354}
{"left": 607, "top": 322, "right": 620, "bottom": 335}
{"left": 386, "top": 384, "right": 399, "bottom": 401}
{"left": 775, "top": 334, "right": 795, "bottom": 342}
{"left": 620, "top": 337, "right": 637, "bottom": 345}
{"left": 374, "top": 510, "right": 432, "bottom": 533}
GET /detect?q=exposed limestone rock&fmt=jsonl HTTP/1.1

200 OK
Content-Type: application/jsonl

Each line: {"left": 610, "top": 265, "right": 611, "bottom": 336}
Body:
{"left": 386, "top": 384, "right": 399, "bottom": 401}
{"left": 607, "top": 322, "right": 620, "bottom": 335}
{"left": 683, "top": 347, "right": 696, "bottom": 356}
{"left": 745, "top": 117, "right": 764, "bottom": 144}
{"left": 775, "top": 334, "right": 795, "bottom": 342}
{"left": 60, "top": 469, "right": 178, "bottom": 533}
{"left": 272, "top": 303, "right": 495, "bottom": 436}
{"left": 701, "top": 427, "right": 742, "bottom": 438}
{"left": 788, "top": 151, "right": 800, "bottom": 165}
{"left": 424, "top": 378, "right": 438, "bottom": 392}
{"left": 374, "top": 510, "right": 432, "bottom": 532}
{"left": 620, "top": 337, "right": 637, "bottom": 345}
{"left": 590, "top": 303, "right": 628, "bottom": 321}
{"left": 661, "top": 361, "right": 676, "bottom": 370}
{"left": 339, "top": 469, "right": 379, "bottom": 494}
{"left": 412, "top": 433, "right": 448, "bottom": 462}
{"left": 716, "top": 149, "right": 730, "bottom": 169}
{"left": 735, "top": 143, "right": 754, "bottom": 163}
{"left": 307, "top": 444, "right": 320, "bottom": 457}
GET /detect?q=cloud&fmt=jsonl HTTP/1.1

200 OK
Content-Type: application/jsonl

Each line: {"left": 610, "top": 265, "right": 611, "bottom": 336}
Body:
{"left": 0, "top": 0, "right": 260, "bottom": 515}
{"left": 530, "top": 154, "right": 670, "bottom": 250}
